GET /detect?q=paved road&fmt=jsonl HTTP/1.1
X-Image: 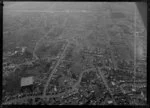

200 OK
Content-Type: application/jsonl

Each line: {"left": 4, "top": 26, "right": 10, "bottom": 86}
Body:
{"left": 3, "top": 67, "right": 96, "bottom": 104}
{"left": 72, "top": 68, "right": 96, "bottom": 88}
{"left": 13, "top": 57, "right": 58, "bottom": 68}
{"left": 4, "top": 65, "right": 145, "bottom": 105}
{"left": 102, "top": 12, "right": 118, "bottom": 69}
{"left": 33, "top": 13, "right": 68, "bottom": 60}
{"left": 43, "top": 41, "right": 70, "bottom": 96}
{"left": 3, "top": 67, "right": 97, "bottom": 105}
{"left": 33, "top": 27, "right": 55, "bottom": 60}
{"left": 96, "top": 66, "right": 117, "bottom": 105}
{"left": 3, "top": 90, "right": 71, "bottom": 105}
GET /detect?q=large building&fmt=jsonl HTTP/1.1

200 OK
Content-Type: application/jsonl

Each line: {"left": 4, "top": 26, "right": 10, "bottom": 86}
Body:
{"left": 21, "top": 76, "right": 34, "bottom": 87}
{"left": 20, "top": 76, "right": 34, "bottom": 92}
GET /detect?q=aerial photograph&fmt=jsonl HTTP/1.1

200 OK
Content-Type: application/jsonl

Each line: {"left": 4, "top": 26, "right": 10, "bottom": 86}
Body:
{"left": 2, "top": 2, "right": 147, "bottom": 105}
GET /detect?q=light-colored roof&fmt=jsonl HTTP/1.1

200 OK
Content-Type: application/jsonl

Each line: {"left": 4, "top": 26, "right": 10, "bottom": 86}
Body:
{"left": 108, "top": 100, "right": 113, "bottom": 104}
{"left": 21, "top": 76, "right": 34, "bottom": 87}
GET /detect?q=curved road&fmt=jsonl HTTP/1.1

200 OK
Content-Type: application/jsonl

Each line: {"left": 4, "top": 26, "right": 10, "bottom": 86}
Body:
{"left": 3, "top": 67, "right": 96, "bottom": 105}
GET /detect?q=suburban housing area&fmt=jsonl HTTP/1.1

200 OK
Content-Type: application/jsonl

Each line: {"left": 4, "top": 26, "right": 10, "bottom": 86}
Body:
{"left": 3, "top": 2, "right": 147, "bottom": 105}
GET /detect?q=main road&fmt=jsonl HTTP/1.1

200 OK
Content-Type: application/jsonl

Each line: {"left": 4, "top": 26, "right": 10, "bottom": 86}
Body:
{"left": 72, "top": 68, "right": 96, "bottom": 89}
{"left": 3, "top": 67, "right": 96, "bottom": 105}
{"left": 2, "top": 88, "right": 73, "bottom": 105}
{"left": 43, "top": 41, "right": 70, "bottom": 96}
{"left": 95, "top": 66, "right": 117, "bottom": 105}
{"left": 102, "top": 12, "right": 118, "bottom": 70}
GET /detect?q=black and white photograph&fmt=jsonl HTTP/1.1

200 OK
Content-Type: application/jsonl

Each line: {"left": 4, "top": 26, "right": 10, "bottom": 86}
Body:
{"left": 2, "top": 2, "right": 147, "bottom": 105}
